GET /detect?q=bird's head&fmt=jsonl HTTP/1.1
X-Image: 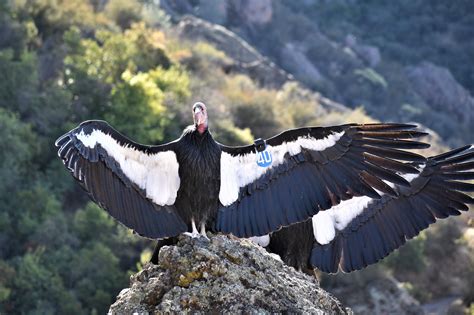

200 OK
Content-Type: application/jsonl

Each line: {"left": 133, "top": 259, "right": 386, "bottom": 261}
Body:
{"left": 193, "top": 102, "right": 208, "bottom": 134}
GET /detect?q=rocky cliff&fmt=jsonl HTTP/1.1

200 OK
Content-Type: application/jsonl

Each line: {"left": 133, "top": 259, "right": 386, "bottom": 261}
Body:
{"left": 109, "top": 234, "right": 351, "bottom": 314}
{"left": 160, "top": 0, "right": 474, "bottom": 147}
{"left": 326, "top": 274, "right": 424, "bottom": 314}
{"left": 176, "top": 15, "right": 349, "bottom": 113}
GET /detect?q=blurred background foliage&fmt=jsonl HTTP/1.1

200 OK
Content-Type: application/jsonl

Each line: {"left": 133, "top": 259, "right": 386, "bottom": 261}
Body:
{"left": 0, "top": 0, "right": 472, "bottom": 314}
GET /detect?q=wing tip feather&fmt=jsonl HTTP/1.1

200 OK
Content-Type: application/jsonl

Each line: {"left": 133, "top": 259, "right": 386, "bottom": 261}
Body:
{"left": 55, "top": 132, "right": 71, "bottom": 147}
{"left": 358, "top": 123, "right": 418, "bottom": 130}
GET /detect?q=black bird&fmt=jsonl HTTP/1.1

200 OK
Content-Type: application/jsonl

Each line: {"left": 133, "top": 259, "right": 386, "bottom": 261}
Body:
{"left": 266, "top": 145, "right": 474, "bottom": 273}
{"left": 55, "top": 102, "right": 430, "bottom": 246}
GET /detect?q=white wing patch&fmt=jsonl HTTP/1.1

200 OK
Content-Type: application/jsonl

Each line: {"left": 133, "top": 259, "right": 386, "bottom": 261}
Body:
{"left": 219, "top": 132, "right": 344, "bottom": 206}
{"left": 248, "top": 235, "right": 270, "bottom": 247}
{"left": 76, "top": 129, "right": 180, "bottom": 206}
{"left": 312, "top": 196, "right": 373, "bottom": 245}
{"left": 312, "top": 164, "right": 426, "bottom": 244}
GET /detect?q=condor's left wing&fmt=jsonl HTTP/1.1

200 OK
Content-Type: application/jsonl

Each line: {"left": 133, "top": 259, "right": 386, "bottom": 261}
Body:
{"left": 310, "top": 145, "right": 474, "bottom": 273}
{"left": 216, "top": 123, "right": 429, "bottom": 238}
{"left": 267, "top": 145, "right": 474, "bottom": 273}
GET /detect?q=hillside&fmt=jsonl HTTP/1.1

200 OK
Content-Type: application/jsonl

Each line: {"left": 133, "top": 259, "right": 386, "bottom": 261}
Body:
{"left": 0, "top": 1, "right": 472, "bottom": 314}
{"left": 0, "top": 1, "right": 374, "bottom": 313}
{"left": 161, "top": 0, "right": 474, "bottom": 147}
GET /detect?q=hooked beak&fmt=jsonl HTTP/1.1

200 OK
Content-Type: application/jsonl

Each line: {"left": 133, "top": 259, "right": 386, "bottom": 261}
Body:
{"left": 194, "top": 107, "right": 205, "bottom": 125}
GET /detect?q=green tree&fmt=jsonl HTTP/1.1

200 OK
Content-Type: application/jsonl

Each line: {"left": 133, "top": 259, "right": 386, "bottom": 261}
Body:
{"left": 12, "top": 250, "right": 79, "bottom": 314}
{"left": 71, "top": 243, "right": 126, "bottom": 314}
{"left": 63, "top": 24, "right": 186, "bottom": 143}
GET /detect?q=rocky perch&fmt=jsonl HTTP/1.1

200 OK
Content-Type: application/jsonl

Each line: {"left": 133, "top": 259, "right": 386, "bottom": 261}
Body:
{"left": 109, "top": 234, "right": 352, "bottom": 314}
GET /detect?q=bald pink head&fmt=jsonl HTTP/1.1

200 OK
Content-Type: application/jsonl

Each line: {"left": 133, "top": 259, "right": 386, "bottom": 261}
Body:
{"left": 193, "top": 102, "right": 208, "bottom": 134}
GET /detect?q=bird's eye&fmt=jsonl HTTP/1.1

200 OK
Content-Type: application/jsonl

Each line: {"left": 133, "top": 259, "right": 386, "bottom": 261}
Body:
{"left": 194, "top": 105, "right": 203, "bottom": 113}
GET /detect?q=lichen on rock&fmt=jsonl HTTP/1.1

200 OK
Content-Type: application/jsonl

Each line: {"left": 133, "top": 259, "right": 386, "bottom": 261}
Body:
{"left": 109, "top": 234, "right": 352, "bottom": 314}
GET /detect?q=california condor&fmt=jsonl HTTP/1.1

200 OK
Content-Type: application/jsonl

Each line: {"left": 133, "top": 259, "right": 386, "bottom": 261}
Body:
{"left": 55, "top": 102, "right": 430, "bottom": 243}
{"left": 266, "top": 145, "right": 474, "bottom": 273}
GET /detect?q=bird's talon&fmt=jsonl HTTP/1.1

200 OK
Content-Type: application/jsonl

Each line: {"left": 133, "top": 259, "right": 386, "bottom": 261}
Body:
{"left": 200, "top": 223, "right": 209, "bottom": 240}
{"left": 183, "top": 231, "right": 201, "bottom": 239}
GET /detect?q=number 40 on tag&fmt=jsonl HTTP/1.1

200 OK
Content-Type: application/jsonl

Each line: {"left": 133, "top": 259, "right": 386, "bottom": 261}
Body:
{"left": 257, "top": 150, "right": 272, "bottom": 167}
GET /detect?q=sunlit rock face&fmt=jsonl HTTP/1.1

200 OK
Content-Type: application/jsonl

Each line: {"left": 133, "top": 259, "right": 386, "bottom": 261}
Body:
{"left": 406, "top": 62, "right": 474, "bottom": 126}
{"left": 239, "top": 0, "right": 273, "bottom": 25}
{"left": 345, "top": 34, "right": 381, "bottom": 67}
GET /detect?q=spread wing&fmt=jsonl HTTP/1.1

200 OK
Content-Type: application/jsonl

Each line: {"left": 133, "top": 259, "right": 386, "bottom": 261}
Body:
{"left": 310, "top": 145, "right": 473, "bottom": 273}
{"left": 55, "top": 120, "right": 187, "bottom": 239}
{"left": 216, "top": 123, "right": 429, "bottom": 237}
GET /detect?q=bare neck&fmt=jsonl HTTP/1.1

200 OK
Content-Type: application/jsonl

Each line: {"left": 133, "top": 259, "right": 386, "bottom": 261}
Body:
{"left": 197, "top": 123, "right": 207, "bottom": 134}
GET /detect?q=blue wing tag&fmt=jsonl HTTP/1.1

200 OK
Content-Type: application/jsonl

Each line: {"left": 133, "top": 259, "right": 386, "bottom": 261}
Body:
{"left": 257, "top": 149, "right": 272, "bottom": 167}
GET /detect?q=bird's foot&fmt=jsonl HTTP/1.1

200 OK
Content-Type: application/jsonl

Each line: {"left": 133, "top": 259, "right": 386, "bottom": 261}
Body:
{"left": 183, "top": 219, "right": 209, "bottom": 240}
{"left": 183, "top": 231, "right": 201, "bottom": 238}
{"left": 183, "top": 231, "right": 209, "bottom": 240}
{"left": 184, "top": 219, "right": 200, "bottom": 238}
{"left": 200, "top": 223, "right": 210, "bottom": 240}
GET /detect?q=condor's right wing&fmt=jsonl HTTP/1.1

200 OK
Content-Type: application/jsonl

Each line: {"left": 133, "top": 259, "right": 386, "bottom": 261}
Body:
{"left": 55, "top": 120, "right": 187, "bottom": 239}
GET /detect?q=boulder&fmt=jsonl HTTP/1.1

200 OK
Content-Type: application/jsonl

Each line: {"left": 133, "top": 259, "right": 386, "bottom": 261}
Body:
{"left": 345, "top": 34, "right": 381, "bottom": 67}
{"left": 109, "top": 234, "right": 352, "bottom": 314}
{"left": 232, "top": 0, "right": 273, "bottom": 25}
{"left": 406, "top": 62, "right": 474, "bottom": 125}
{"left": 326, "top": 274, "right": 424, "bottom": 315}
